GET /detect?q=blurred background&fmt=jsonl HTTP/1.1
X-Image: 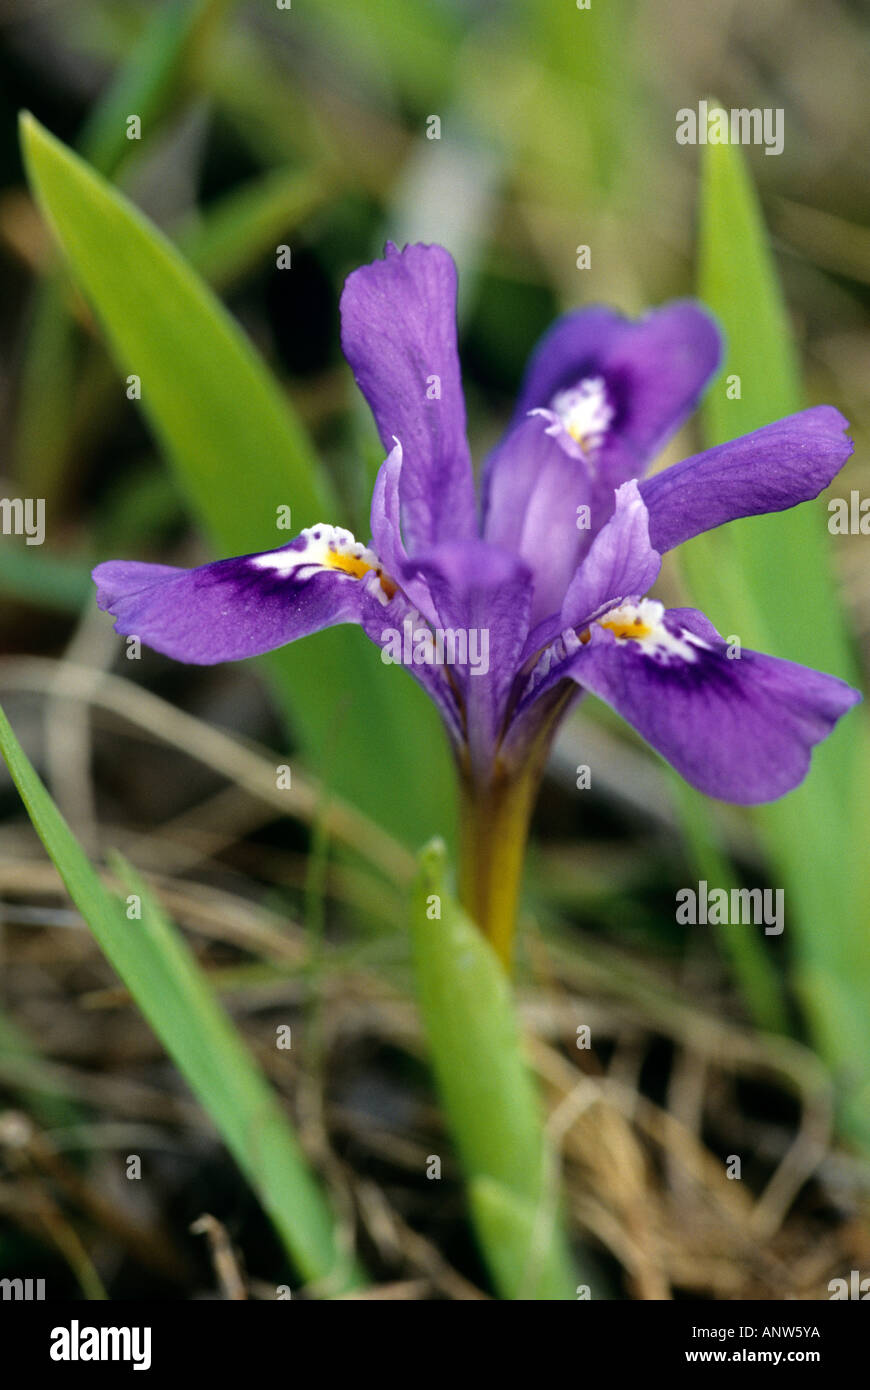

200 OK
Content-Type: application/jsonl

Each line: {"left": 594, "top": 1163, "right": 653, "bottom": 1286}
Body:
{"left": 0, "top": 0, "right": 868, "bottom": 1300}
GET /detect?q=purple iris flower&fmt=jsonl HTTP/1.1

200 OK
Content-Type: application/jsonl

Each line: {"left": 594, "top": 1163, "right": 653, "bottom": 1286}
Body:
{"left": 94, "top": 243, "right": 860, "bottom": 807}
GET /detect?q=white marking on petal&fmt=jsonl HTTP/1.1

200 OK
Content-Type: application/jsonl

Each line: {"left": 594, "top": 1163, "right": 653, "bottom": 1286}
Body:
{"left": 549, "top": 376, "right": 614, "bottom": 454}
{"left": 595, "top": 599, "right": 710, "bottom": 665}
{"left": 250, "top": 524, "right": 402, "bottom": 605}
{"left": 250, "top": 524, "right": 381, "bottom": 577}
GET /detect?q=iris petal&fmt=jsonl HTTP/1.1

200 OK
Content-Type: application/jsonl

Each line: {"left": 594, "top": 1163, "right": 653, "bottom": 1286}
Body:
{"left": 565, "top": 606, "right": 861, "bottom": 803}
{"left": 340, "top": 242, "right": 477, "bottom": 550}
{"left": 640, "top": 406, "right": 854, "bottom": 553}
{"left": 509, "top": 300, "right": 721, "bottom": 471}
{"left": 93, "top": 526, "right": 389, "bottom": 664}
{"left": 561, "top": 480, "right": 661, "bottom": 630}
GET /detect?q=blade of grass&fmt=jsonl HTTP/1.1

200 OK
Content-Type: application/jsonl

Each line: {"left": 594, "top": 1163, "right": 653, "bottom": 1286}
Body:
{"left": 0, "top": 700, "right": 364, "bottom": 1292}
{"left": 78, "top": 0, "right": 231, "bottom": 178}
{"left": 298, "top": 0, "right": 460, "bottom": 104}
{"left": 20, "top": 113, "right": 455, "bottom": 849}
{"left": 0, "top": 546, "right": 94, "bottom": 613}
{"left": 668, "top": 775, "right": 789, "bottom": 1035}
{"left": 685, "top": 132, "right": 870, "bottom": 1145}
{"left": 530, "top": 0, "right": 634, "bottom": 197}
{"left": 14, "top": 1, "right": 230, "bottom": 497}
{"left": 0, "top": 1013, "right": 82, "bottom": 1130}
{"left": 411, "top": 840, "right": 583, "bottom": 1299}
{"left": 468, "top": 1177, "right": 587, "bottom": 1301}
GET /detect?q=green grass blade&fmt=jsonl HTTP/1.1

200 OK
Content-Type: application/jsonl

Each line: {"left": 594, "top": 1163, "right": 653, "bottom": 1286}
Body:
{"left": 20, "top": 114, "right": 332, "bottom": 548}
{"left": 20, "top": 113, "right": 455, "bottom": 848}
{"left": 298, "top": 0, "right": 460, "bottom": 103}
{"left": 668, "top": 776, "right": 788, "bottom": 1035}
{"left": 14, "top": 1, "right": 227, "bottom": 495}
{"left": 468, "top": 1177, "right": 587, "bottom": 1301}
{"left": 0, "top": 701, "right": 364, "bottom": 1292}
{"left": 686, "top": 134, "right": 870, "bottom": 1145}
{"left": 411, "top": 840, "right": 581, "bottom": 1299}
{"left": 78, "top": 0, "right": 229, "bottom": 178}
{"left": 0, "top": 1012, "right": 82, "bottom": 1130}
{"left": 694, "top": 127, "right": 852, "bottom": 670}
{"left": 0, "top": 546, "right": 94, "bottom": 613}
{"left": 530, "top": 0, "right": 634, "bottom": 197}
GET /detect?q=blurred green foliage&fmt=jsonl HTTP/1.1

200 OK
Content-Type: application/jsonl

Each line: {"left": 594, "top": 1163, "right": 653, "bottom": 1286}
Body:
{"left": 690, "top": 136, "right": 870, "bottom": 1146}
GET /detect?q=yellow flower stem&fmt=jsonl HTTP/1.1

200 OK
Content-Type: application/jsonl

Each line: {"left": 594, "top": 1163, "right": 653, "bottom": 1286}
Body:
{"left": 458, "top": 764, "right": 539, "bottom": 971}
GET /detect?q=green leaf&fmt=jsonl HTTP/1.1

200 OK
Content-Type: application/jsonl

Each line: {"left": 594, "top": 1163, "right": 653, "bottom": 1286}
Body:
{"left": 14, "top": 1, "right": 226, "bottom": 496}
{"left": 299, "top": 0, "right": 460, "bottom": 104}
{"left": 411, "top": 840, "right": 581, "bottom": 1299}
{"left": 78, "top": 0, "right": 229, "bottom": 178}
{"left": 0, "top": 700, "right": 364, "bottom": 1292}
{"left": 19, "top": 113, "right": 455, "bottom": 849}
{"left": 0, "top": 542, "right": 94, "bottom": 613}
{"left": 530, "top": 0, "right": 634, "bottom": 197}
{"left": 0, "top": 1012, "right": 82, "bottom": 1130}
{"left": 668, "top": 775, "right": 788, "bottom": 1035}
{"left": 693, "top": 126, "right": 849, "bottom": 671}
{"left": 468, "top": 1178, "right": 586, "bottom": 1302}
{"left": 687, "top": 134, "right": 870, "bottom": 1146}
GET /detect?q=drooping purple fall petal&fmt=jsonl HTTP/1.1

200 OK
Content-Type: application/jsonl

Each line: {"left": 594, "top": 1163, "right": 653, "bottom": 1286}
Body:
{"left": 93, "top": 526, "right": 393, "bottom": 663}
{"left": 91, "top": 560, "right": 189, "bottom": 607}
{"left": 564, "top": 605, "right": 861, "bottom": 802}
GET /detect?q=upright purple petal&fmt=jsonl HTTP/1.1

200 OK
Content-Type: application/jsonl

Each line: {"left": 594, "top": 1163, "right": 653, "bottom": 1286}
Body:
{"left": 340, "top": 242, "right": 476, "bottom": 550}
{"left": 482, "top": 413, "right": 597, "bottom": 628}
{"left": 369, "top": 440, "right": 406, "bottom": 579}
{"left": 564, "top": 604, "right": 860, "bottom": 803}
{"left": 370, "top": 440, "right": 438, "bottom": 625}
{"left": 640, "top": 407, "right": 854, "bottom": 553}
{"left": 561, "top": 481, "right": 661, "bottom": 629}
{"left": 93, "top": 526, "right": 395, "bottom": 664}
{"left": 511, "top": 300, "right": 722, "bottom": 465}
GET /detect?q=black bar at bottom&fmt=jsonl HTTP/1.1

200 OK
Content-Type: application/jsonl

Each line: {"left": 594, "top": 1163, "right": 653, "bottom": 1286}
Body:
{"left": 0, "top": 1297, "right": 866, "bottom": 1375}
